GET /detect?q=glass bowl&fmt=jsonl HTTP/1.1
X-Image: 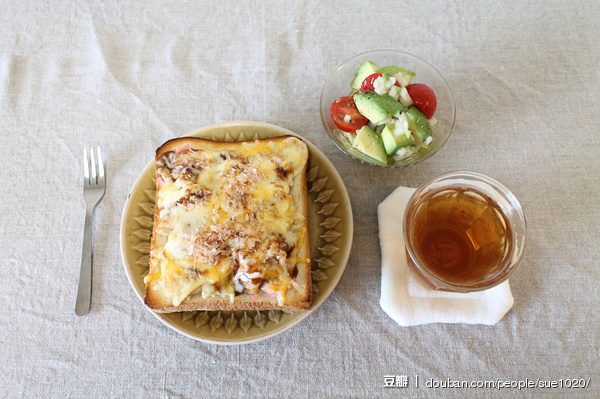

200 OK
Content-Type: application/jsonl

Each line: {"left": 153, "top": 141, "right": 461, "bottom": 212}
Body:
{"left": 320, "top": 50, "right": 456, "bottom": 167}
{"left": 403, "top": 171, "right": 527, "bottom": 292}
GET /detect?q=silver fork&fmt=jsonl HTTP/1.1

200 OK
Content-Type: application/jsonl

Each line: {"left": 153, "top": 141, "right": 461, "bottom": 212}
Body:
{"left": 75, "top": 147, "right": 106, "bottom": 317}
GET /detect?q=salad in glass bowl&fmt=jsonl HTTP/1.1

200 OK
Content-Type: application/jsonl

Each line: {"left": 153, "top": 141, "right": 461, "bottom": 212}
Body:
{"left": 320, "top": 50, "right": 455, "bottom": 167}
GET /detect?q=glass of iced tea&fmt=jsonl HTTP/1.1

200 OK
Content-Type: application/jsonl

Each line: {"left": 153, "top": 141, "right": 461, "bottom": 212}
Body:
{"left": 403, "top": 171, "right": 527, "bottom": 292}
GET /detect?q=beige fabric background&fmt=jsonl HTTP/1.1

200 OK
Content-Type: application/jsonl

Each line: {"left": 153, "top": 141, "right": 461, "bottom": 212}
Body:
{"left": 1, "top": 1, "right": 598, "bottom": 398}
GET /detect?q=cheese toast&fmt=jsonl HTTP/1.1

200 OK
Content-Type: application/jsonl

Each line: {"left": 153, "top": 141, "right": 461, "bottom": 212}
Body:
{"left": 144, "top": 136, "right": 311, "bottom": 312}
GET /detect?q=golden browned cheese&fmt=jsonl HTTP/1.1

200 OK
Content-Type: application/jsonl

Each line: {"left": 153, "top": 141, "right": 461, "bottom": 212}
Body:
{"left": 145, "top": 137, "right": 309, "bottom": 308}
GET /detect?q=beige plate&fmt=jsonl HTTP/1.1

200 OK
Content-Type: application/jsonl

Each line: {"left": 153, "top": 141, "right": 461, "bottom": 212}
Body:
{"left": 120, "top": 121, "right": 353, "bottom": 344}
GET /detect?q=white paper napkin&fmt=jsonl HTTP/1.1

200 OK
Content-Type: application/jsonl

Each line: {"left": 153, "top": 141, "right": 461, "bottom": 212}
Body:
{"left": 378, "top": 186, "right": 514, "bottom": 326}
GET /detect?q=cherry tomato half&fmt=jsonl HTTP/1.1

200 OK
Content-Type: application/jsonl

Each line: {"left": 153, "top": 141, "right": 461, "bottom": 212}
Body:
{"left": 406, "top": 83, "right": 437, "bottom": 119}
{"left": 330, "top": 96, "right": 368, "bottom": 132}
{"left": 360, "top": 73, "right": 401, "bottom": 91}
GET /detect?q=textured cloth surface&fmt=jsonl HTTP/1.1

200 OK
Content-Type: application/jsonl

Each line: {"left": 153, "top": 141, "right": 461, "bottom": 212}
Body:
{"left": 1, "top": 1, "right": 599, "bottom": 398}
{"left": 379, "top": 186, "right": 514, "bottom": 326}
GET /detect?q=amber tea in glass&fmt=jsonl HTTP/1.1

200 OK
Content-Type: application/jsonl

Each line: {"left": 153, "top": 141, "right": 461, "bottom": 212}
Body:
{"left": 404, "top": 171, "right": 527, "bottom": 292}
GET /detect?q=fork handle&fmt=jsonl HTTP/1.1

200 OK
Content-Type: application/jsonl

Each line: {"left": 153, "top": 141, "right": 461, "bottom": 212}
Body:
{"left": 75, "top": 207, "right": 94, "bottom": 317}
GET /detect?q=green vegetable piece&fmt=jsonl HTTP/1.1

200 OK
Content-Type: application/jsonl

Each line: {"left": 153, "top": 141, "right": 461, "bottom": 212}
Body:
{"left": 380, "top": 123, "right": 415, "bottom": 156}
{"left": 352, "top": 125, "right": 388, "bottom": 165}
{"left": 353, "top": 91, "right": 404, "bottom": 124}
{"left": 405, "top": 106, "right": 432, "bottom": 142}
{"left": 350, "top": 61, "right": 379, "bottom": 90}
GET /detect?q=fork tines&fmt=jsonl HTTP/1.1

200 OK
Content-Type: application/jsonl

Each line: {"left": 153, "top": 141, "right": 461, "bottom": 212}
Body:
{"left": 83, "top": 147, "right": 104, "bottom": 185}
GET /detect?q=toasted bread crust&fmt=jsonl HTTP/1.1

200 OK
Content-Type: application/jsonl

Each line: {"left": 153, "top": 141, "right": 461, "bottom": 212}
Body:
{"left": 154, "top": 135, "right": 300, "bottom": 160}
{"left": 145, "top": 295, "right": 311, "bottom": 313}
{"left": 145, "top": 135, "right": 311, "bottom": 312}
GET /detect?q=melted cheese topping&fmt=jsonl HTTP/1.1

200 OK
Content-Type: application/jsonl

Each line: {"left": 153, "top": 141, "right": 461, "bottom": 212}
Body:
{"left": 145, "top": 137, "right": 308, "bottom": 306}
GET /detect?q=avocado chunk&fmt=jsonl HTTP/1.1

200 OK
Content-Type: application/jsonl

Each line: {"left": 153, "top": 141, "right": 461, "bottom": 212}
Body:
{"left": 376, "top": 65, "right": 416, "bottom": 86}
{"left": 405, "top": 107, "right": 432, "bottom": 143}
{"left": 353, "top": 91, "right": 404, "bottom": 123}
{"left": 352, "top": 125, "right": 388, "bottom": 165}
{"left": 380, "top": 123, "right": 415, "bottom": 156}
{"left": 350, "top": 61, "right": 379, "bottom": 90}
{"left": 376, "top": 65, "right": 416, "bottom": 76}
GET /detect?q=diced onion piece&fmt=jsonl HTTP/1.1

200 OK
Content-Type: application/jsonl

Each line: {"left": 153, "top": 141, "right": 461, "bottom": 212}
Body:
{"left": 388, "top": 85, "right": 400, "bottom": 100}
{"left": 373, "top": 76, "right": 388, "bottom": 95}
{"left": 394, "top": 113, "right": 412, "bottom": 138}
{"left": 394, "top": 72, "right": 413, "bottom": 87}
{"left": 392, "top": 146, "right": 414, "bottom": 160}
{"left": 374, "top": 116, "right": 393, "bottom": 125}
{"left": 399, "top": 87, "right": 413, "bottom": 108}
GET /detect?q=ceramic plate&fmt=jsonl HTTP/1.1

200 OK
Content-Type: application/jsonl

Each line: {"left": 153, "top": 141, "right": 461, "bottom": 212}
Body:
{"left": 120, "top": 121, "right": 353, "bottom": 344}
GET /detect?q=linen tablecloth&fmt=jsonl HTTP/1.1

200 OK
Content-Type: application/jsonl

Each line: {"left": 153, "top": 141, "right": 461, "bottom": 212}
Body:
{"left": 1, "top": 1, "right": 598, "bottom": 398}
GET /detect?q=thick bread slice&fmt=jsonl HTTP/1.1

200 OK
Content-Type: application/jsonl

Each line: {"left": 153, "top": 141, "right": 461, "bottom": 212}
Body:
{"left": 144, "top": 135, "right": 311, "bottom": 312}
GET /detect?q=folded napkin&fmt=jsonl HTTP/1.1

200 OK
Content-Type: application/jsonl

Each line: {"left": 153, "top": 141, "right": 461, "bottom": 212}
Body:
{"left": 378, "top": 186, "right": 514, "bottom": 326}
